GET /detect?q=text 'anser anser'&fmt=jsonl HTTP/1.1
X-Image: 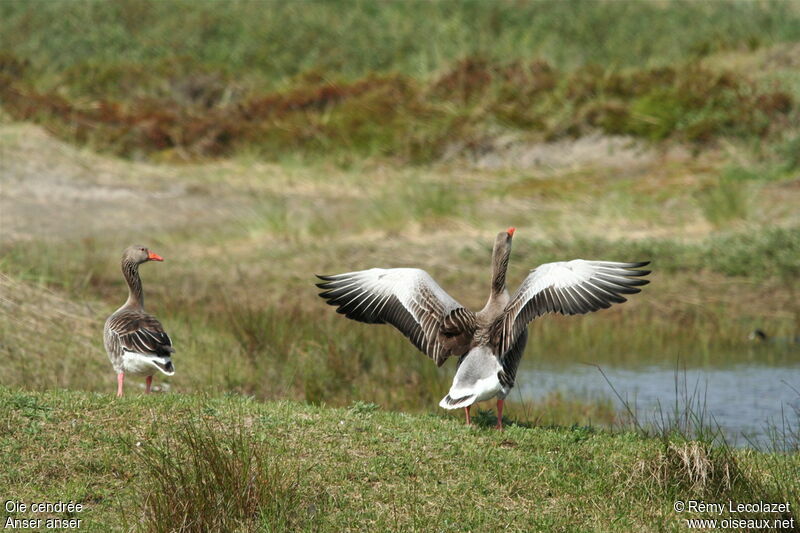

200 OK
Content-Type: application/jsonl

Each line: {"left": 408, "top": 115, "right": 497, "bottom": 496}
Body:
{"left": 317, "top": 228, "right": 650, "bottom": 428}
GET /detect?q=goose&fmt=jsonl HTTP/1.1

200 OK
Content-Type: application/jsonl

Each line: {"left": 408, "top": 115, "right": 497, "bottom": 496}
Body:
{"left": 104, "top": 245, "right": 175, "bottom": 397}
{"left": 316, "top": 228, "right": 650, "bottom": 428}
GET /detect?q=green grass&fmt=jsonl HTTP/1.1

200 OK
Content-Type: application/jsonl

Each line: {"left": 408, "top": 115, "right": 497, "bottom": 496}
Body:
{"left": 1, "top": 2, "right": 799, "bottom": 161}
{"left": 1, "top": 55, "right": 795, "bottom": 162}
{"left": 130, "top": 416, "right": 321, "bottom": 532}
{"left": 0, "top": 387, "right": 796, "bottom": 531}
{"left": 3, "top": 0, "right": 800, "bottom": 87}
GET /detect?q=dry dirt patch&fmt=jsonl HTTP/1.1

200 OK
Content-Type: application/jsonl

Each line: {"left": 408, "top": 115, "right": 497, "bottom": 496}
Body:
{"left": 0, "top": 124, "right": 255, "bottom": 244}
{"left": 469, "top": 133, "right": 681, "bottom": 171}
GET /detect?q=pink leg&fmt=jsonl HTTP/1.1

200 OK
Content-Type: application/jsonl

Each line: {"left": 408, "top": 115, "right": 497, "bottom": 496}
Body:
{"left": 116, "top": 373, "right": 124, "bottom": 397}
{"left": 464, "top": 406, "right": 472, "bottom": 425}
{"left": 145, "top": 376, "right": 153, "bottom": 394}
{"left": 495, "top": 399, "right": 504, "bottom": 430}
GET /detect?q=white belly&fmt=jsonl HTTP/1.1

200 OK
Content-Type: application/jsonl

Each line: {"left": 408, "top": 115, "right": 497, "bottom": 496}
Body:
{"left": 122, "top": 351, "right": 175, "bottom": 376}
{"left": 470, "top": 375, "right": 504, "bottom": 403}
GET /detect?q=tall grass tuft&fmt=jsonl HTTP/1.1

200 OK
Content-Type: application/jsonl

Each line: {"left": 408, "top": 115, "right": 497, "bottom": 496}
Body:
{"left": 749, "top": 385, "right": 800, "bottom": 509}
{"left": 696, "top": 171, "right": 750, "bottom": 228}
{"left": 602, "top": 364, "right": 799, "bottom": 521}
{"left": 129, "top": 416, "right": 325, "bottom": 532}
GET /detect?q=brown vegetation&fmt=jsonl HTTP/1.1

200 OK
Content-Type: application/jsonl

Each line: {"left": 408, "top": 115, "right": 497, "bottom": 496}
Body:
{"left": 1, "top": 55, "right": 793, "bottom": 161}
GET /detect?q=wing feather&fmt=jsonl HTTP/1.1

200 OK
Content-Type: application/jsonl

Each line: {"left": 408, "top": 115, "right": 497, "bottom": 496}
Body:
{"left": 493, "top": 260, "right": 650, "bottom": 355}
{"left": 317, "top": 268, "right": 476, "bottom": 365}
{"left": 106, "top": 309, "right": 174, "bottom": 358}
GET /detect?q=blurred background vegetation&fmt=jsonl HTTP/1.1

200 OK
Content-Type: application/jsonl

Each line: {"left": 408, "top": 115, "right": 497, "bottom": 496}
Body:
{"left": 0, "top": 0, "right": 798, "bottom": 428}
{"left": 1, "top": 0, "right": 799, "bottom": 161}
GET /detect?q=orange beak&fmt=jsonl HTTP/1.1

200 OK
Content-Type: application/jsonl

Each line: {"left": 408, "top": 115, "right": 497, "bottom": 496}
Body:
{"left": 147, "top": 251, "right": 164, "bottom": 262}
{"left": 507, "top": 227, "right": 516, "bottom": 237}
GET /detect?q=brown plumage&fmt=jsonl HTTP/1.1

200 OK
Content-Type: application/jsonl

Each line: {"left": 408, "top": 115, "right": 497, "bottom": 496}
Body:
{"left": 318, "top": 228, "right": 650, "bottom": 428}
{"left": 104, "top": 245, "right": 174, "bottom": 397}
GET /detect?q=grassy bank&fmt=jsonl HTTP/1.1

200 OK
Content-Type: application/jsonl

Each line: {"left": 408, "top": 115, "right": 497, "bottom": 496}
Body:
{"left": 0, "top": 387, "right": 797, "bottom": 531}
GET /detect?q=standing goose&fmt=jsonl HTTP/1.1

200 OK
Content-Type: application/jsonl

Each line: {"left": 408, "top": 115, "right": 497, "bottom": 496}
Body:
{"left": 104, "top": 245, "right": 174, "bottom": 397}
{"left": 317, "top": 228, "right": 649, "bottom": 428}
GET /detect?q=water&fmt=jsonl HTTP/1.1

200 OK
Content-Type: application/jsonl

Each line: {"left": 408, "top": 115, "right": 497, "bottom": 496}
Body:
{"left": 517, "top": 357, "right": 800, "bottom": 448}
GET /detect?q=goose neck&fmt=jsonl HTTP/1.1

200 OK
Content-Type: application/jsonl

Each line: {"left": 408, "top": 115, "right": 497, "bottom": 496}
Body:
{"left": 122, "top": 259, "right": 144, "bottom": 309}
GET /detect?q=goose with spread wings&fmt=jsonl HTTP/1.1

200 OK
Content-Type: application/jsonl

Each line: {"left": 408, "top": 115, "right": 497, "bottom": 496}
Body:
{"left": 316, "top": 228, "right": 649, "bottom": 428}
{"left": 104, "top": 245, "right": 175, "bottom": 397}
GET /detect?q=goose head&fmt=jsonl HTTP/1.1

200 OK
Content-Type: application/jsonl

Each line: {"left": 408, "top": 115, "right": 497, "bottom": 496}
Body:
{"left": 123, "top": 245, "right": 164, "bottom": 265}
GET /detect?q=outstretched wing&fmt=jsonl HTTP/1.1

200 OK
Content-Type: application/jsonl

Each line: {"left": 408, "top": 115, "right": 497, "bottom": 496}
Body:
{"left": 106, "top": 310, "right": 174, "bottom": 358}
{"left": 493, "top": 260, "right": 650, "bottom": 356}
{"left": 316, "top": 268, "right": 476, "bottom": 366}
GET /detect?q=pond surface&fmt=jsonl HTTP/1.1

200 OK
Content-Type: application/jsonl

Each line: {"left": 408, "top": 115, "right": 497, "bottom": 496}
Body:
{"left": 517, "top": 352, "right": 800, "bottom": 448}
